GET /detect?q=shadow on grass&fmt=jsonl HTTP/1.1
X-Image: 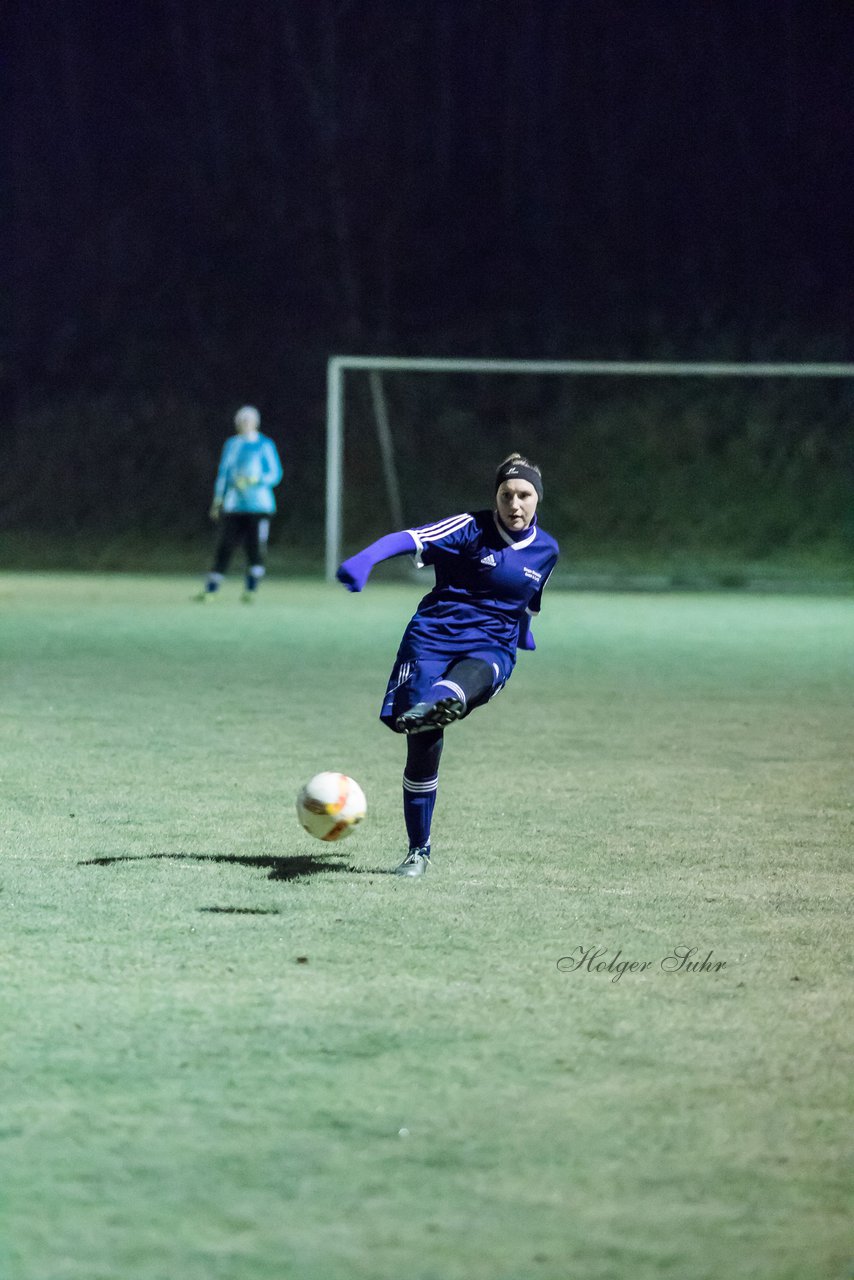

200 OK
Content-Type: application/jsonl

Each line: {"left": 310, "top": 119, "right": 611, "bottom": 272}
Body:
{"left": 78, "top": 852, "right": 394, "bottom": 880}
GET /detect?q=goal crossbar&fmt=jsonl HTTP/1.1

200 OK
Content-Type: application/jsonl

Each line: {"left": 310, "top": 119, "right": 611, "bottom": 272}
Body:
{"left": 325, "top": 356, "right": 854, "bottom": 579}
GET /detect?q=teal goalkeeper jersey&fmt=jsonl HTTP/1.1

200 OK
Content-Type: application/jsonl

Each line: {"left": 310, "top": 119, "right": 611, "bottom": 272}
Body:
{"left": 214, "top": 433, "right": 283, "bottom": 513}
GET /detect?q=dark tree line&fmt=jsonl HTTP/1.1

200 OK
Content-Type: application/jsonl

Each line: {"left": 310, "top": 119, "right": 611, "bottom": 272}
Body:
{"left": 9, "top": 0, "right": 853, "bottom": 369}
{"left": 2, "top": 0, "right": 852, "bottom": 557}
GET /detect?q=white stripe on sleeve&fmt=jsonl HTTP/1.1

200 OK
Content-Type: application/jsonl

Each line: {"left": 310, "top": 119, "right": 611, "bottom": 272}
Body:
{"left": 407, "top": 512, "right": 474, "bottom": 546}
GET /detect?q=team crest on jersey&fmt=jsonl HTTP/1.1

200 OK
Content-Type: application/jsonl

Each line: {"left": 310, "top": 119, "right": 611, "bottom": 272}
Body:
{"left": 480, "top": 553, "right": 497, "bottom": 567}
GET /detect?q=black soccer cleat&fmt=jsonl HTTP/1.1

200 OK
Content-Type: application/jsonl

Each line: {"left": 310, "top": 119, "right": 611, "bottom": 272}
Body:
{"left": 395, "top": 697, "right": 465, "bottom": 734}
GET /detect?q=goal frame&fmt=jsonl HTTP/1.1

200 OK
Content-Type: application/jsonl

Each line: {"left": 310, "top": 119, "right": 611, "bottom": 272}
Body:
{"left": 325, "top": 356, "right": 854, "bottom": 580}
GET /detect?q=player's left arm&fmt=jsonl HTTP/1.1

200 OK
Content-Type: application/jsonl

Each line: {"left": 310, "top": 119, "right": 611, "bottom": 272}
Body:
{"left": 517, "top": 554, "right": 558, "bottom": 652}
{"left": 517, "top": 613, "right": 536, "bottom": 650}
{"left": 260, "top": 439, "right": 283, "bottom": 487}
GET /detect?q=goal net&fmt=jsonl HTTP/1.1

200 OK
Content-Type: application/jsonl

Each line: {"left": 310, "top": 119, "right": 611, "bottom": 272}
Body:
{"left": 325, "top": 357, "right": 854, "bottom": 583}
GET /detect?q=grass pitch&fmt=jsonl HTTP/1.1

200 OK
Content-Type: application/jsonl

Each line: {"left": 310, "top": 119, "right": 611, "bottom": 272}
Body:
{"left": 1, "top": 573, "right": 851, "bottom": 1280}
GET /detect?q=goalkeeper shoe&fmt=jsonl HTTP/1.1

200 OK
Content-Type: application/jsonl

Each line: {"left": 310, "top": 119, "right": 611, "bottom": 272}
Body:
{"left": 394, "top": 847, "right": 431, "bottom": 877}
{"left": 395, "top": 697, "right": 464, "bottom": 734}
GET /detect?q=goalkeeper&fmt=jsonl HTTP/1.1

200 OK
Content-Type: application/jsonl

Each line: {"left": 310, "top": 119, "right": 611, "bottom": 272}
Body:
{"left": 198, "top": 405, "right": 283, "bottom": 601}
{"left": 337, "top": 453, "right": 559, "bottom": 877}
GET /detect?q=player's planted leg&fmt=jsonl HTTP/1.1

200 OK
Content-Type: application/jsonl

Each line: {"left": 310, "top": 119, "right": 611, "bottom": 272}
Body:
{"left": 395, "top": 729, "right": 443, "bottom": 876}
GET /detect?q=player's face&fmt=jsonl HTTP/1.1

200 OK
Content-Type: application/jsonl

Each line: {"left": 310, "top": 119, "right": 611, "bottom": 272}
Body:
{"left": 496, "top": 481, "right": 538, "bottom": 531}
{"left": 235, "top": 411, "right": 260, "bottom": 437}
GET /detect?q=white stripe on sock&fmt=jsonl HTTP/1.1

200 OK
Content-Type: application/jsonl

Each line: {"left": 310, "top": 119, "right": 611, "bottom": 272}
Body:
{"left": 430, "top": 680, "right": 466, "bottom": 705}
{"left": 403, "top": 774, "right": 439, "bottom": 793}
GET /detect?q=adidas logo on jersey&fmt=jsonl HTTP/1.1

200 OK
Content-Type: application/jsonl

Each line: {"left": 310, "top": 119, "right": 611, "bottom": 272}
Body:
{"left": 480, "top": 553, "right": 497, "bottom": 567}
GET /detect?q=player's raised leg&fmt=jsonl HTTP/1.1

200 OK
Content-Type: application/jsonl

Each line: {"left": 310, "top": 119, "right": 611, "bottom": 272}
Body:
{"left": 395, "top": 658, "right": 496, "bottom": 734}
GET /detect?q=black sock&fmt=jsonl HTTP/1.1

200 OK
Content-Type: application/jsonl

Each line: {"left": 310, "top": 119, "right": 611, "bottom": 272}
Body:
{"left": 434, "top": 658, "right": 494, "bottom": 708}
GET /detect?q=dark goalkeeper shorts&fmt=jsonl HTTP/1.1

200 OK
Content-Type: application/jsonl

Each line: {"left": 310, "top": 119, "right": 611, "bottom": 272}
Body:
{"left": 212, "top": 513, "right": 271, "bottom": 572}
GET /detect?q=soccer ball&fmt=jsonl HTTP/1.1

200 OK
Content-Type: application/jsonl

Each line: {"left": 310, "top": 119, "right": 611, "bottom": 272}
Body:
{"left": 296, "top": 772, "right": 367, "bottom": 842}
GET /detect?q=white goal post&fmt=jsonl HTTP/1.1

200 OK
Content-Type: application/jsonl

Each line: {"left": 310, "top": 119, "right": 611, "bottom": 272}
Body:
{"left": 325, "top": 356, "right": 854, "bottom": 580}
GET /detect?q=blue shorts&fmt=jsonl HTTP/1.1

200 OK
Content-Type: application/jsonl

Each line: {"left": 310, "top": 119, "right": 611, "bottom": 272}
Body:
{"left": 380, "top": 647, "right": 514, "bottom": 732}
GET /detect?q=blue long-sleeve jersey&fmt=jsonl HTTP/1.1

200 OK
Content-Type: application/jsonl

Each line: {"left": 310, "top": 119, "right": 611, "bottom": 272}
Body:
{"left": 213, "top": 434, "right": 283, "bottom": 514}
{"left": 401, "top": 509, "right": 559, "bottom": 662}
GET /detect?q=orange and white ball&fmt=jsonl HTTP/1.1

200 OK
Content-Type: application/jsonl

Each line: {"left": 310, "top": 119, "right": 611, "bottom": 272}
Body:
{"left": 296, "top": 772, "right": 367, "bottom": 842}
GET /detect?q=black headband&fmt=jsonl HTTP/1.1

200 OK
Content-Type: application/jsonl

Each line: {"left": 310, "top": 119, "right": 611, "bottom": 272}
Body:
{"left": 494, "top": 461, "right": 543, "bottom": 500}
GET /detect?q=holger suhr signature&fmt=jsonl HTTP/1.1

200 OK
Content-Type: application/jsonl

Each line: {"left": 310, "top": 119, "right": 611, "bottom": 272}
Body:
{"left": 557, "top": 945, "right": 727, "bottom": 983}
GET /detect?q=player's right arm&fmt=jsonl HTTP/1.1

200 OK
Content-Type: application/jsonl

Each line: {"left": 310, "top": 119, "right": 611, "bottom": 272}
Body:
{"left": 336, "top": 513, "right": 475, "bottom": 592}
{"left": 406, "top": 513, "right": 475, "bottom": 567}
{"left": 336, "top": 530, "right": 418, "bottom": 592}
{"left": 212, "top": 439, "right": 236, "bottom": 514}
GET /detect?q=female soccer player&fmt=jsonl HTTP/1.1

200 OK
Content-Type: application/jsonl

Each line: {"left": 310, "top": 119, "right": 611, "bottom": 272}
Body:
{"left": 336, "top": 453, "right": 559, "bottom": 876}
{"left": 198, "top": 405, "right": 283, "bottom": 601}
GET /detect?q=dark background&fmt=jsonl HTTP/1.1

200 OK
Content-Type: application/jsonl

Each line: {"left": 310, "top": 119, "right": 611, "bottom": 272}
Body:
{"left": 4, "top": 0, "right": 853, "bottom": 574}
